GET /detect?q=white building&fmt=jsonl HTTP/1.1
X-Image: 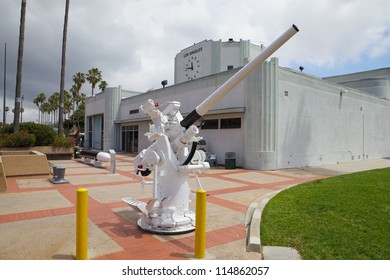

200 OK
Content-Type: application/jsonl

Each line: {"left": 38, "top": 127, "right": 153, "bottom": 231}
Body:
{"left": 174, "top": 39, "right": 264, "bottom": 83}
{"left": 85, "top": 39, "right": 390, "bottom": 170}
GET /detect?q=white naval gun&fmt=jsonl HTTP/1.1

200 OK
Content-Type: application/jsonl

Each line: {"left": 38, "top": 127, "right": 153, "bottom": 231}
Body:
{"left": 123, "top": 24, "right": 299, "bottom": 234}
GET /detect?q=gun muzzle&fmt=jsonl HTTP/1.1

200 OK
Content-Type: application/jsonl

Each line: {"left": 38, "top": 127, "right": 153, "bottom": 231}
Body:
{"left": 181, "top": 24, "right": 299, "bottom": 128}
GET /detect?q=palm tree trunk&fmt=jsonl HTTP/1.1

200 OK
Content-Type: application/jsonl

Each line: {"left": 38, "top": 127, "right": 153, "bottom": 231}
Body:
{"left": 2, "top": 43, "right": 6, "bottom": 127}
{"left": 13, "top": 0, "right": 27, "bottom": 132}
{"left": 58, "top": 0, "right": 70, "bottom": 136}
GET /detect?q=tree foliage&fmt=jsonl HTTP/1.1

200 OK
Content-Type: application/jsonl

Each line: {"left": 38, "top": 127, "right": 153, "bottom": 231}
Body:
{"left": 0, "top": 122, "right": 56, "bottom": 146}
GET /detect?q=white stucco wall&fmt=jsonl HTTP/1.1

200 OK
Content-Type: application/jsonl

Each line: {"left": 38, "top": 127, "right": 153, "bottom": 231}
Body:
{"left": 85, "top": 63, "right": 390, "bottom": 170}
{"left": 119, "top": 70, "right": 246, "bottom": 166}
{"left": 277, "top": 68, "right": 390, "bottom": 169}
{"left": 85, "top": 92, "right": 105, "bottom": 116}
{"left": 120, "top": 69, "right": 245, "bottom": 121}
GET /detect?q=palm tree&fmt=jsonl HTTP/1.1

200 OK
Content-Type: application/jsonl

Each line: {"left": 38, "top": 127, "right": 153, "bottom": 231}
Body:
{"left": 72, "top": 92, "right": 86, "bottom": 129}
{"left": 33, "top": 92, "right": 46, "bottom": 124}
{"left": 73, "top": 72, "right": 85, "bottom": 93}
{"left": 33, "top": 97, "right": 40, "bottom": 122}
{"left": 72, "top": 72, "right": 85, "bottom": 111}
{"left": 98, "top": 80, "right": 108, "bottom": 92}
{"left": 80, "top": 93, "right": 86, "bottom": 106}
{"left": 69, "top": 84, "right": 78, "bottom": 112}
{"left": 58, "top": 0, "right": 70, "bottom": 136}
{"left": 41, "top": 102, "right": 50, "bottom": 124}
{"left": 14, "top": 0, "right": 27, "bottom": 132}
{"left": 38, "top": 92, "right": 46, "bottom": 123}
{"left": 86, "top": 68, "right": 102, "bottom": 96}
{"left": 64, "top": 90, "right": 72, "bottom": 119}
{"left": 48, "top": 93, "right": 59, "bottom": 124}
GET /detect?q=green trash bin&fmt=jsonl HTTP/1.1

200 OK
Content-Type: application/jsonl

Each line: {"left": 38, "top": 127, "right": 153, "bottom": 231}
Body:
{"left": 225, "top": 152, "right": 236, "bottom": 169}
{"left": 73, "top": 147, "right": 81, "bottom": 159}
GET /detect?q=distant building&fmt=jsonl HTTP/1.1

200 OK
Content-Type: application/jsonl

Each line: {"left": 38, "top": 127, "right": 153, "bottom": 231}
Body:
{"left": 85, "top": 39, "right": 390, "bottom": 170}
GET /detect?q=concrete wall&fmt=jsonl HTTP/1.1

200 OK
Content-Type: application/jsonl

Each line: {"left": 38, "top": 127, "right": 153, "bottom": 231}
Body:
{"left": 85, "top": 92, "right": 105, "bottom": 150}
{"left": 121, "top": 68, "right": 245, "bottom": 119}
{"left": 85, "top": 92, "right": 105, "bottom": 116}
{"left": 0, "top": 157, "right": 6, "bottom": 192}
{"left": 86, "top": 87, "right": 143, "bottom": 152}
{"left": 0, "top": 151, "right": 50, "bottom": 177}
{"left": 103, "top": 87, "right": 122, "bottom": 151}
{"left": 86, "top": 61, "right": 390, "bottom": 170}
{"left": 277, "top": 68, "right": 390, "bottom": 169}
{"left": 118, "top": 70, "right": 247, "bottom": 165}
{"left": 244, "top": 58, "right": 279, "bottom": 170}
{"left": 175, "top": 39, "right": 263, "bottom": 84}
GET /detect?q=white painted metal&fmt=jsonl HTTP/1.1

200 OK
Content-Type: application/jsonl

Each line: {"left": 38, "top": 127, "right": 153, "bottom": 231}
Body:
{"left": 109, "top": 149, "right": 116, "bottom": 175}
{"left": 123, "top": 25, "right": 299, "bottom": 233}
{"left": 96, "top": 151, "right": 110, "bottom": 162}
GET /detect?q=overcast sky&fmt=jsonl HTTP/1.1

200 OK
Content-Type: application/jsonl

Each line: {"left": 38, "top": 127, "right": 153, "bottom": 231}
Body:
{"left": 1, "top": 0, "right": 390, "bottom": 123}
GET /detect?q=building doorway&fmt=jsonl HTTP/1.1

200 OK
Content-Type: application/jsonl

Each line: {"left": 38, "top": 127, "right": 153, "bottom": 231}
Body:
{"left": 88, "top": 114, "right": 104, "bottom": 150}
{"left": 121, "top": 125, "right": 138, "bottom": 153}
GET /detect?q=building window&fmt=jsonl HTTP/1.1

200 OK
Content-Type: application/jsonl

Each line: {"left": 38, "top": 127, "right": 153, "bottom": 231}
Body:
{"left": 221, "top": 118, "right": 241, "bottom": 129}
{"left": 87, "top": 114, "right": 104, "bottom": 150}
{"left": 130, "top": 109, "right": 139, "bottom": 115}
{"left": 88, "top": 116, "right": 92, "bottom": 148}
{"left": 100, "top": 117, "right": 104, "bottom": 150}
{"left": 202, "top": 119, "right": 219, "bottom": 129}
{"left": 227, "top": 65, "right": 234, "bottom": 70}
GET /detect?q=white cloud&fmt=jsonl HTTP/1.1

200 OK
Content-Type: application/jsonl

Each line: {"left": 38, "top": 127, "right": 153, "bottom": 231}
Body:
{"left": 1, "top": 0, "right": 390, "bottom": 122}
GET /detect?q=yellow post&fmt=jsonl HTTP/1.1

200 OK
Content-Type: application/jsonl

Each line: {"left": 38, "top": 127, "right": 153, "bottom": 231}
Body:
{"left": 195, "top": 188, "right": 206, "bottom": 259}
{"left": 76, "top": 188, "right": 88, "bottom": 260}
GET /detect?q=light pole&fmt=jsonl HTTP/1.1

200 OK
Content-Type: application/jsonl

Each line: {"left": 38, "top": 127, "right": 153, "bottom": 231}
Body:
{"left": 20, "top": 94, "right": 24, "bottom": 123}
{"left": 2, "top": 43, "right": 6, "bottom": 127}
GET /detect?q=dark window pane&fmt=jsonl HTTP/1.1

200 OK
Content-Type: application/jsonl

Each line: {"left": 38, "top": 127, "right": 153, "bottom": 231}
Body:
{"left": 221, "top": 118, "right": 241, "bottom": 129}
{"left": 202, "top": 119, "right": 219, "bottom": 129}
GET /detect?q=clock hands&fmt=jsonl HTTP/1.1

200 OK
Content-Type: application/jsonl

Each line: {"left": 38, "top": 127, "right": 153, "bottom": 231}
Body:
{"left": 186, "top": 62, "right": 194, "bottom": 70}
{"left": 185, "top": 57, "right": 200, "bottom": 80}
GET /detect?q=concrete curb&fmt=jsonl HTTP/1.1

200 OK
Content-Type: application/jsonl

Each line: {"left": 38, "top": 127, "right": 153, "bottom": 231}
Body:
{"left": 245, "top": 189, "right": 302, "bottom": 260}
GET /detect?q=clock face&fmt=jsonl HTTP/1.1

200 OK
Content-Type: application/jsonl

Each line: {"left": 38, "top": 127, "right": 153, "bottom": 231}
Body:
{"left": 184, "top": 56, "right": 200, "bottom": 80}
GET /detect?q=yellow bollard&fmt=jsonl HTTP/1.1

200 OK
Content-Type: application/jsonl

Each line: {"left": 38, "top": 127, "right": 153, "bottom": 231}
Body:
{"left": 76, "top": 188, "right": 88, "bottom": 260}
{"left": 195, "top": 188, "right": 206, "bottom": 259}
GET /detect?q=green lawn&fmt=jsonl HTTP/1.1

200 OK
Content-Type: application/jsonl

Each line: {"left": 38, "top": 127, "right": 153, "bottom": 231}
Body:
{"left": 260, "top": 167, "right": 390, "bottom": 259}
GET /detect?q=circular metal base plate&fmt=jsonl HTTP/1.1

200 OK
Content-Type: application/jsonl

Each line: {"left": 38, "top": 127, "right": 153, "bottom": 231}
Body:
{"left": 137, "top": 218, "right": 195, "bottom": 235}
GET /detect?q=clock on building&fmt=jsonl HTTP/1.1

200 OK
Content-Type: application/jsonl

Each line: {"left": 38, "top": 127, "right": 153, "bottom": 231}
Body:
{"left": 184, "top": 56, "right": 201, "bottom": 80}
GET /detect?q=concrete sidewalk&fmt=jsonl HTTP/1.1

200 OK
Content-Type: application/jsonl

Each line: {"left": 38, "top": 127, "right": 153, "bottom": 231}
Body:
{"left": 1, "top": 154, "right": 389, "bottom": 260}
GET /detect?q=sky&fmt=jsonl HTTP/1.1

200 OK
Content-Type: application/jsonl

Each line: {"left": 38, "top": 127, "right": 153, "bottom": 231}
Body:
{"left": 1, "top": 0, "right": 390, "bottom": 123}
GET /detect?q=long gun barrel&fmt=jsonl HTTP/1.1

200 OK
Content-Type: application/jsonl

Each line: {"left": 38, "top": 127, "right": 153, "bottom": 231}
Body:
{"left": 181, "top": 24, "right": 299, "bottom": 128}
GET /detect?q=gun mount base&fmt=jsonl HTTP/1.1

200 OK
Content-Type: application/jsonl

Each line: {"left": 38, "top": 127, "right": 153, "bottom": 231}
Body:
{"left": 123, "top": 197, "right": 196, "bottom": 234}
{"left": 137, "top": 216, "right": 195, "bottom": 234}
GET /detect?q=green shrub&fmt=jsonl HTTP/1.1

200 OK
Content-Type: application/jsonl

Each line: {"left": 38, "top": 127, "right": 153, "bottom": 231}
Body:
{"left": 0, "top": 123, "right": 56, "bottom": 146}
{"left": 1, "top": 131, "right": 36, "bottom": 147}
{"left": 0, "top": 124, "right": 13, "bottom": 134}
{"left": 20, "top": 122, "right": 56, "bottom": 146}
{"left": 53, "top": 136, "right": 74, "bottom": 148}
